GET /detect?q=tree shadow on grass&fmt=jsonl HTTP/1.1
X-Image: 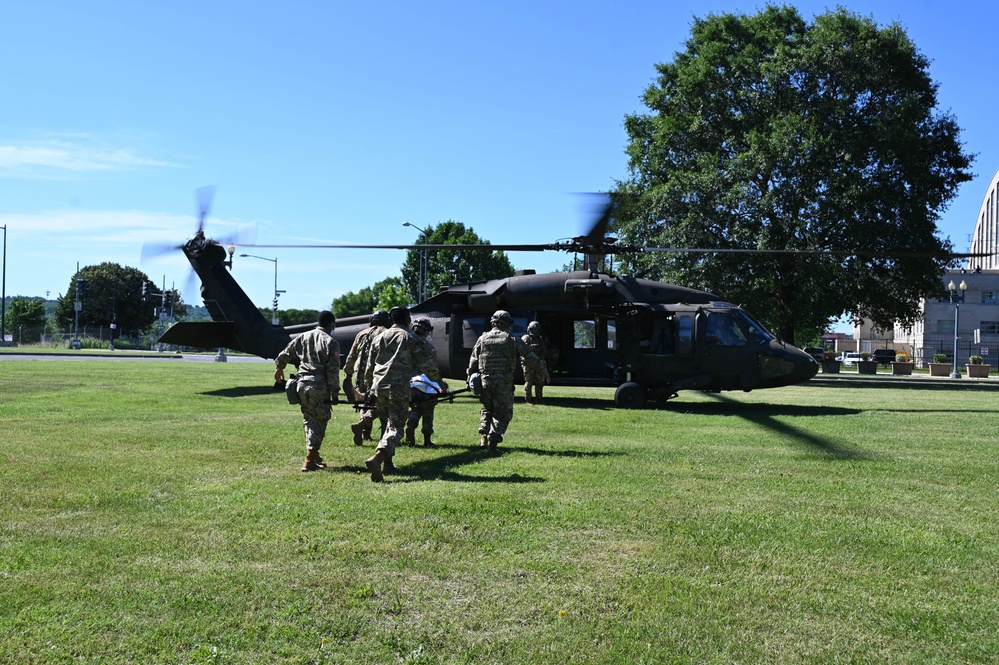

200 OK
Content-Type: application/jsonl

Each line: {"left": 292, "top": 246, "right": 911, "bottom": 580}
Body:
{"left": 697, "top": 394, "right": 875, "bottom": 460}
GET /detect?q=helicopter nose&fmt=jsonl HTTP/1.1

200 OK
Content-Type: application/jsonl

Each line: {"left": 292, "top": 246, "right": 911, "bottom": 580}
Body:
{"left": 760, "top": 346, "right": 819, "bottom": 387}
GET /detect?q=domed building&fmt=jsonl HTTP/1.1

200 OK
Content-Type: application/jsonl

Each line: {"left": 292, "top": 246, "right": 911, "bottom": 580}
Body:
{"left": 887, "top": 168, "right": 999, "bottom": 367}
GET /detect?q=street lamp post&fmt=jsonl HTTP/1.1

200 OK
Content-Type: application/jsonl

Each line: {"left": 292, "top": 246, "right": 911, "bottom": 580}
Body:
{"left": 240, "top": 254, "right": 284, "bottom": 324}
{"left": 948, "top": 278, "right": 967, "bottom": 379}
{"left": 1, "top": 224, "right": 6, "bottom": 346}
{"left": 402, "top": 221, "right": 429, "bottom": 303}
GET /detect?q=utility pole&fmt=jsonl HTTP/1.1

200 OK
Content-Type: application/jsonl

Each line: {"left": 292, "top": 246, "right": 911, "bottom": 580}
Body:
{"left": 1, "top": 224, "right": 7, "bottom": 346}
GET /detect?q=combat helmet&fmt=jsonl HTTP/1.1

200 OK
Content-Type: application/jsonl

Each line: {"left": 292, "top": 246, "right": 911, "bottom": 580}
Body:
{"left": 413, "top": 318, "right": 432, "bottom": 334}
{"left": 527, "top": 321, "right": 541, "bottom": 334}
{"left": 370, "top": 309, "right": 390, "bottom": 327}
{"left": 490, "top": 310, "right": 513, "bottom": 329}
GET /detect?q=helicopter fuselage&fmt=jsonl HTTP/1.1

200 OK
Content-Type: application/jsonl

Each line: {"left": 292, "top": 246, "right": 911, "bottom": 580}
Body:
{"left": 331, "top": 270, "right": 818, "bottom": 408}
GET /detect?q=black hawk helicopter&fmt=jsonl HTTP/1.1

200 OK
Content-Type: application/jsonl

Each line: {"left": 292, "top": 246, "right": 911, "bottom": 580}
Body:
{"left": 151, "top": 193, "right": 822, "bottom": 408}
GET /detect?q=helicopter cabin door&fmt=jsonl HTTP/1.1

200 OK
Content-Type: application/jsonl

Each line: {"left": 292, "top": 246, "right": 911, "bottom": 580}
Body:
{"left": 541, "top": 314, "right": 618, "bottom": 386}
{"left": 699, "top": 309, "right": 761, "bottom": 390}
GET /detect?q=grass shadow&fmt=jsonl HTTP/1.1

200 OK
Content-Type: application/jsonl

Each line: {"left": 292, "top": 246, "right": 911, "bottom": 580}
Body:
{"left": 201, "top": 385, "right": 284, "bottom": 398}
{"left": 513, "top": 396, "right": 613, "bottom": 411}
{"left": 331, "top": 443, "right": 620, "bottom": 484}
{"left": 699, "top": 394, "right": 875, "bottom": 460}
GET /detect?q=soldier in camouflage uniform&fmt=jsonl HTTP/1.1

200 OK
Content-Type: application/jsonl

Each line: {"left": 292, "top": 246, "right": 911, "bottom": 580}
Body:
{"left": 521, "top": 320, "right": 551, "bottom": 404}
{"left": 467, "top": 310, "right": 549, "bottom": 453}
{"left": 363, "top": 307, "right": 446, "bottom": 482}
{"left": 274, "top": 310, "right": 340, "bottom": 472}
{"left": 405, "top": 318, "right": 443, "bottom": 447}
{"left": 343, "top": 310, "right": 389, "bottom": 445}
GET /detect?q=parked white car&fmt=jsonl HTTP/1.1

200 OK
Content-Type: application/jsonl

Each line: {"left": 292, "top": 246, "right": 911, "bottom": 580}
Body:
{"left": 836, "top": 352, "right": 863, "bottom": 366}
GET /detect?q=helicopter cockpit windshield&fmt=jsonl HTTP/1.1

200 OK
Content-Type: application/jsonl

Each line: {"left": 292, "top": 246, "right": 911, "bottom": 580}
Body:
{"left": 735, "top": 310, "right": 775, "bottom": 345}
{"left": 707, "top": 302, "right": 775, "bottom": 346}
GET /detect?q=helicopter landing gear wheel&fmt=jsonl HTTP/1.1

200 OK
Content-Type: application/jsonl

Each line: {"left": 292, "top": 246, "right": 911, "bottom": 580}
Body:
{"left": 614, "top": 382, "right": 647, "bottom": 409}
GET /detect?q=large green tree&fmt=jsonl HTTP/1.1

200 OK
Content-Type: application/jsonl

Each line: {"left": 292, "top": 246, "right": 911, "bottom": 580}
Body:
{"left": 54, "top": 263, "right": 164, "bottom": 335}
{"left": 401, "top": 221, "right": 515, "bottom": 303}
{"left": 5, "top": 296, "right": 47, "bottom": 343}
{"left": 613, "top": 6, "right": 973, "bottom": 344}
{"left": 333, "top": 277, "right": 407, "bottom": 319}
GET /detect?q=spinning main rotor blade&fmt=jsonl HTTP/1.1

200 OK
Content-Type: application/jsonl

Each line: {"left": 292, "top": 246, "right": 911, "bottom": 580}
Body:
{"left": 237, "top": 241, "right": 985, "bottom": 260}
{"left": 241, "top": 242, "right": 560, "bottom": 252}
{"left": 641, "top": 247, "right": 989, "bottom": 259}
{"left": 196, "top": 185, "right": 215, "bottom": 233}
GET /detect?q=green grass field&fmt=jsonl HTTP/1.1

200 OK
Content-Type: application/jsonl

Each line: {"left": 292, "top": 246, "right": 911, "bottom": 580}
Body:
{"left": 1, "top": 359, "right": 996, "bottom": 664}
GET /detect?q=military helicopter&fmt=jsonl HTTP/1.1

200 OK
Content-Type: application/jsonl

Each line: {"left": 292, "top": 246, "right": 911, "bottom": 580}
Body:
{"left": 152, "top": 195, "right": 821, "bottom": 408}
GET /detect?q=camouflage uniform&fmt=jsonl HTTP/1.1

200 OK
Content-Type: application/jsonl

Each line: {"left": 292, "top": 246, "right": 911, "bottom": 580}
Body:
{"left": 344, "top": 321, "right": 386, "bottom": 443}
{"left": 406, "top": 321, "right": 442, "bottom": 446}
{"left": 468, "top": 313, "right": 547, "bottom": 450}
{"left": 521, "top": 324, "right": 550, "bottom": 403}
{"left": 275, "top": 322, "right": 340, "bottom": 466}
{"left": 365, "top": 321, "right": 442, "bottom": 461}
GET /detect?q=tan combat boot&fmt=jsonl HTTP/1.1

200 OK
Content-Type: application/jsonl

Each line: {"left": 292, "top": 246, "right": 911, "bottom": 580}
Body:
{"left": 365, "top": 450, "right": 387, "bottom": 482}
{"left": 423, "top": 432, "right": 436, "bottom": 447}
{"left": 301, "top": 449, "right": 323, "bottom": 472}
{"left": 383, "top": 455, "right": 398, "bottom": 474}
{"left": 351, "top": 422, "right": 364, "bottom": 446}
{"left": 479, "top": 434, "right": 489, "bottom": 449}
{"left": 405, "top": 425, "right": 417, "bottom": 446}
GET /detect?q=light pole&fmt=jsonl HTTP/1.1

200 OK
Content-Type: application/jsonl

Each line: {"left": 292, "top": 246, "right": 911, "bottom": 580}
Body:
{"left": 402, "top": 221, "right": 429, "bottom": 303}
{"left": 948, "top": 278, "right": 967, "bottom": 379}
{"left": 240, "top": 254, "right": 284, "bottom": 324}
{"left": 1, "top": 224, "right": 6, "bottom": 346}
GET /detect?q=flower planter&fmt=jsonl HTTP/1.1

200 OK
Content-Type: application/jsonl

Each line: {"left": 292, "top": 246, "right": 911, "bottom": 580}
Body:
{"left": 856, "top": 360, "right": 879, "bottom": 375}
{"left": 966, "top": 364, "right": 991, "bottom": 378}
{"left": 821, "top": 361, "right": 841, "bottom": 374}
{"left": 891, "top": 362, "right": 914, "bottom": 376}
{"left": 928, "top": 363, "right": 952, "bottom": 377}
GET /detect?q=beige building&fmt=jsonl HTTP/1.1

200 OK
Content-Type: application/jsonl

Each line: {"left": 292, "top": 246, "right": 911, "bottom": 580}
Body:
{"left": 851, "top": 168, "right": 999, "bottom": 366}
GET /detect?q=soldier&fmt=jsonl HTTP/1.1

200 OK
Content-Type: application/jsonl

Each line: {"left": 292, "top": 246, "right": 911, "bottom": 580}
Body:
{"left": 273, "top": 310, "right": 340, "bottom": 472}
{"left": 405, "top": 318, "right": 442, "bottom": 447}
{"left": 343, "top": 310, "right": 390, "bottom": 445}
{"left": 362, "top": 307, "right": 446, "bottom": 482}
{"left": 467, "top": 310, "right": 550, "bottom": 453}
{"left": 521, "top": 320, "right": 551, "bottom": 404}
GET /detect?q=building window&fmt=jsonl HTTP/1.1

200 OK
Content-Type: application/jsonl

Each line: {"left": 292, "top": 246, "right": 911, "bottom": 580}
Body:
{"left": 982, "top": 291, "right": 998, "bottom": 305}
{"left": 981, "top": 321, "right": 999, "bottom": 335}
{"left": 936, "top": 320, "right": 955, "bottom": 335}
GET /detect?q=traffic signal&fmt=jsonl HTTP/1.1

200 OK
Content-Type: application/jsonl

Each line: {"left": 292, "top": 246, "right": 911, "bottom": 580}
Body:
{"left": 164, "top": 291, "right": 173, "bottom": 308}
{"left": 141, "top": 282, "right": 148, "bottom": 300}
{"left": 76, "top": 278, "right": 88, "bottom": 295}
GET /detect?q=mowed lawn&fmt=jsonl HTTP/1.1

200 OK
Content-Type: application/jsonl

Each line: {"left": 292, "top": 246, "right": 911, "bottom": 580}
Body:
{"left": 1, "top": 359, "right": 996, "bottom": 664}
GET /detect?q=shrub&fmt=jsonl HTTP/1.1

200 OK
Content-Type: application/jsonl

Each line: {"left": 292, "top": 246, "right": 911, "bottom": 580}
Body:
{"left": 933, "top": 353, "right": 948, "bottom": 363}
{"left": 968, "top": 355, "right": 984, "bottom": 365}
{"left": 895, "top": 352, "right": 910, "bottom": 362}
{"left": 860, "top": 352, "right": 871, "bottom": 361}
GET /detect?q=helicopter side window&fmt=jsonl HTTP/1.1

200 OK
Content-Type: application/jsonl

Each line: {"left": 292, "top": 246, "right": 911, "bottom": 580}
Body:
{"left": 574, "top": 320, "right": 596, "bottom": 349}
{"left": 677, "top": 315, "right": 693, "bottom": 355}
{"left": 706, "top": 312, "right": 747, "bottom": 347}
{"left": 647, "top": 316, "right": 673, "bottom": 354}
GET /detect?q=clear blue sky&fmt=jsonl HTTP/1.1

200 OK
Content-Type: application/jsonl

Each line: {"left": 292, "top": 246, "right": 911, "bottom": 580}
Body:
{"left": 1, "top": 1, "right": 994, "bottom": 332}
